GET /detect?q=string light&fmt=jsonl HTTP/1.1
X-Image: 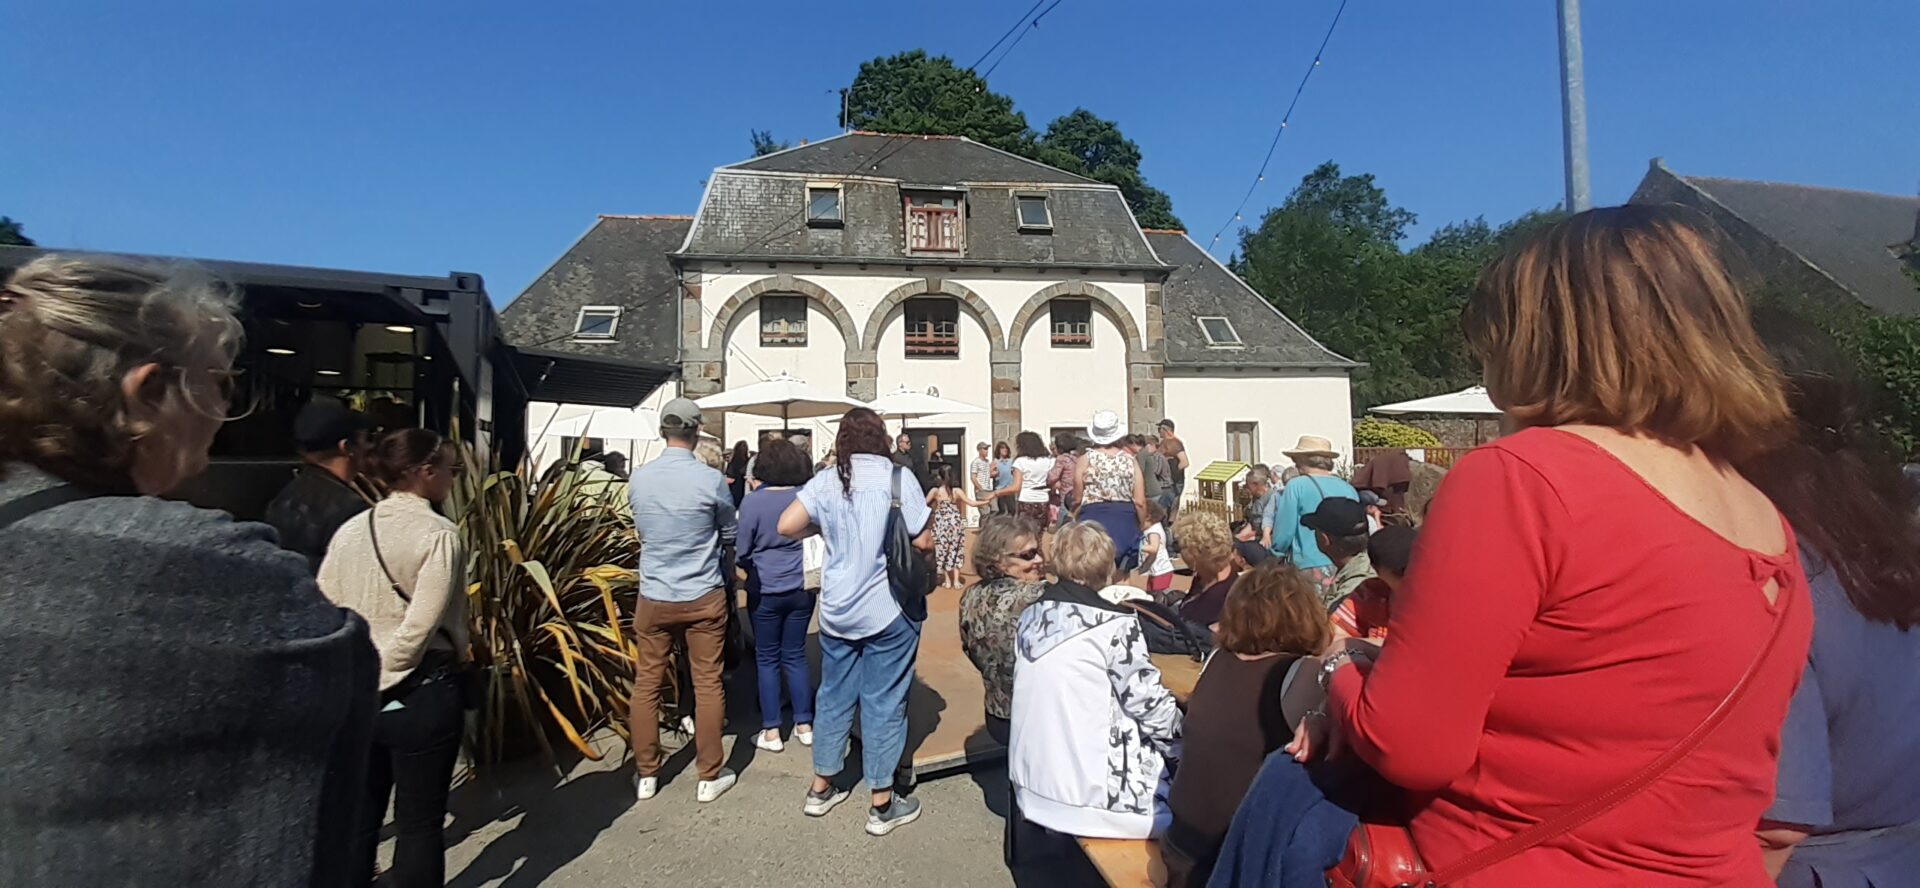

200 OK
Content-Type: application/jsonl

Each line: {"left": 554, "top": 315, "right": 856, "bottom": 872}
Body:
{"left": 1205, "top": 0, "right": 1351, "bottom": 256}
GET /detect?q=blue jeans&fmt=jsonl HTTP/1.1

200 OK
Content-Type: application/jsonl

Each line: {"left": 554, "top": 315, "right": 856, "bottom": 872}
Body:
{"left": 749, "top": 589, "right": 816, "bottom": 731}
{"left": 812, "top": 615, "right": 921, "bottom": 790}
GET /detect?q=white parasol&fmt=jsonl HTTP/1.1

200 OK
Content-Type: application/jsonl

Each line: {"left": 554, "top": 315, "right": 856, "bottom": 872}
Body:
{"left": 1369, "top": 385, "right": 1500, "bottom": 416}
{"left": 693, "top": 371, "right": 866, "bottom": 427}
{"left": 867, "top": 384, "right": 986, "bottom": 421}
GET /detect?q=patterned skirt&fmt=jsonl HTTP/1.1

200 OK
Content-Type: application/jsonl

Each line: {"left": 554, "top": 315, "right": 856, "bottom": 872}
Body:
{"left": 933, "top": 502, "right": 965, "bottom": 572}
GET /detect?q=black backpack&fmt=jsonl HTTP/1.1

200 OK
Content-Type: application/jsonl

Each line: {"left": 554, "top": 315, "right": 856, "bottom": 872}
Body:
{"left": 885, "top": 467, "right": 934, "bottom": 622}
{"left": 1119, "top": 598, "right": 1214, "bottom": 661}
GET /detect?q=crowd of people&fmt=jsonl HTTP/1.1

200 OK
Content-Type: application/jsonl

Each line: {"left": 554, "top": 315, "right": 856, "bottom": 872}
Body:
{"left": 4, "top": 200, "right": 1920, "bottom": 888}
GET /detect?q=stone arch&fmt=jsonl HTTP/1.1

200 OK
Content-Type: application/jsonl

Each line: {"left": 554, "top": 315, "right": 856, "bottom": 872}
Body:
{"left": 860, "top": 277, "right": 1007, "bottom": 355}
{"left": 1006, "top": 280, "right": 1147, "bottom": 358}
{"left": 706, "top": 274, "right": 860, "bottom": 353}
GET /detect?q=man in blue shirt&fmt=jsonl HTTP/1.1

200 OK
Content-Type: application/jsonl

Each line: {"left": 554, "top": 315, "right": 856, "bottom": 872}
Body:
{"left": 627, "top": 398, "right": 738, "bottom": 805}
{"left": 1262, "top": 434, "right": 1358, "bottom": 599}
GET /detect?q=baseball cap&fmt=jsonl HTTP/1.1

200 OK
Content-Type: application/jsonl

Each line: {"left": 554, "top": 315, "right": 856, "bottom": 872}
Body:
{"left": 1357, "top": 489, "right": 1385, "bottom": 508}
{"left": 292, "top": 399, "right": 372, "bottom": 453}
{"left": 1301, "top": 496, "right": 1369, "bottom": 537}
{"left": 1234, "top": 540, "right": 1274, "bottom": 567}
{"left": 659, "top": 398, "right": 704, "bottom": 431}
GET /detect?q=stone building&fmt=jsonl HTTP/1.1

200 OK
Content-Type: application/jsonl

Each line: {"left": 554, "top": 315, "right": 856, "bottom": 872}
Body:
{"left": 502, "top": 132, "right": 1356, "bottom": 472}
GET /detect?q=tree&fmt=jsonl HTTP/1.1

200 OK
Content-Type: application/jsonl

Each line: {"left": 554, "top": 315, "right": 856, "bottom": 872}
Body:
{"left": 0, "top": 216, "right": 32, "bottom": 247}
{"left": 843, "top": 50, "right": 1033, "bottom": 155}
{"left": 1233, "top": 162, "right": 1561, "bottom": 408}
{"left": 749, "top": 130, "right": 789, "bottom": 157}
{"left": 1037, "top": 109, "right": 1182, "bottom": 229}
{"left": 842, "top": 52, "right": 1182, "bottom": 228}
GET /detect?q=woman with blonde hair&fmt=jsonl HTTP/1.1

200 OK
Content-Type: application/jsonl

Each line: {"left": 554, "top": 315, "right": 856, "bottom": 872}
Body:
{"left": 1008, "top": 521, "right": 1180, "bottom": 840}
{"left": 0, "top": 256, "right": 375, "bottom": 885}
{"left": 319, "top": 428, "right": 469, "bottom": 887}
{"left": 1291, "top": 205, "right": 1809, "bottom": 885}
{"left": 1167, "top": 564, "right": 1331, "bottom": 886}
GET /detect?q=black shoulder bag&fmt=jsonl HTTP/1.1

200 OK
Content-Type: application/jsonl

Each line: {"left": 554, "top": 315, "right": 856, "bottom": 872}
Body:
{"left": 368, "top": 505, "right": 480, "bottom": 709}
{"left": 885, "top": 466, "right": 934, "bottom": 623}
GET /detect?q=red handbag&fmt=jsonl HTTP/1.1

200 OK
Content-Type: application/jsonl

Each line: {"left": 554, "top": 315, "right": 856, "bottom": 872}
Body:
{"left": 1327, "top": 591, "right": 1792, "bottom": 888}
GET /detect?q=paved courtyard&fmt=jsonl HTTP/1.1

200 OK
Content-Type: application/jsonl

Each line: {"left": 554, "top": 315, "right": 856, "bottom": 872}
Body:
{"left": 434, "top": 731, "right": 1103, "bottom": 888}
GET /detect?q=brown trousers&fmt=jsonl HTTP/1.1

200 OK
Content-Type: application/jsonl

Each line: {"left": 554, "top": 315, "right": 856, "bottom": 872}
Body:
{"left": 627, "top": 588, "right": 728, "bottom": 781}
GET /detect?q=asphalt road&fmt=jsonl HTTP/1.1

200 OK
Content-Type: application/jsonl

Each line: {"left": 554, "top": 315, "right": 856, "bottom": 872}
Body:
{"left": 430, "top": 731, "right": 1105, "bottom": 888}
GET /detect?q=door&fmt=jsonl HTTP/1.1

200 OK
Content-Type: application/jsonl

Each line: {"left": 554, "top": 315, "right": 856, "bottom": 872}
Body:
{"left": 908, "top": 426, "right": 967, "bottom": 485}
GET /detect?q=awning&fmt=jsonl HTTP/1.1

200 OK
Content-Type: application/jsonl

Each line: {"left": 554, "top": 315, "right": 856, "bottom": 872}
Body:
{"left": 512, "top": 346, "right": 677, "bottom": 408}
{"left": 1194, "top": 461, "right": 1250, "bottom": 483}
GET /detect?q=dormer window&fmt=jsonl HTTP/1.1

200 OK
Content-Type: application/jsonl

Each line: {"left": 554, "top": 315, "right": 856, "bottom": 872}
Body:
{"left": 574, "top": 306, "right": 621, "bottom": 340}
{"left": 1198, "top": 316, "right": 1241, "bottom": 347}
{"left": 1016, "top": 194, "right": 1052, "bottom": 231}
{"left": 906, "top": 193, "right": 963, "bottom": 253}
{"left": 806, "top": 185, "right": 842, "bottom": 226}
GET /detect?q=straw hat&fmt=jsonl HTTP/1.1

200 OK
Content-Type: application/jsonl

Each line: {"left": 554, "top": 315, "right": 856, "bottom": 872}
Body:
{"left": 1282, "top": 434, "right": 1339, "bottom": 459}
{"left": 1085, "top": 410, "right": 1126, "bottom": 446}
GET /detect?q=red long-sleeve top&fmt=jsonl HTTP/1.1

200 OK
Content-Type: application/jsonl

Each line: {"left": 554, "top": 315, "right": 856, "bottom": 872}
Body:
{"left": 1330, "top": 428, "right": 1810, "bottom": 886}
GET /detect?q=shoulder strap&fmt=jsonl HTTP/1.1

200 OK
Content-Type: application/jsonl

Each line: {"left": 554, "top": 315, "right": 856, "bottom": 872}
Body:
{"left": 889, "top": 465, "right": 903, "bottom": 509}
{"left": 366, "top": 503, "right": 411, "bottom": 603}
{"left": 1428, "top": 592, "right": 1795, "bottom": 884}
{"left": 0, "top": 484, "right": 96, "bottom": 533}
{"left": 1305, "top": 474, "right": 1330, "bottom": 498}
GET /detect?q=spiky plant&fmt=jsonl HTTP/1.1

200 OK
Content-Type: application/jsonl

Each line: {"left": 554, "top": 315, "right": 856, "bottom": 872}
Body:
{"left": 448, "top": 447, "right": 643, "bottom": 766}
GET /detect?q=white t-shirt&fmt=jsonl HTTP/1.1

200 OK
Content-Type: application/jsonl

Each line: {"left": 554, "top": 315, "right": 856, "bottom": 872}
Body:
{"left": 1013, "top": 456, "right": 1054, "bottom": 503}
{"left": 1142, "top": 522, "right": 1174, "bottom": 576}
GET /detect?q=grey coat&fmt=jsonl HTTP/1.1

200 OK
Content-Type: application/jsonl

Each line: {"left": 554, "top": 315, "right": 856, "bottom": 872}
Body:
{"left": 0, "top": 463, "right": 377, "bottom": 887}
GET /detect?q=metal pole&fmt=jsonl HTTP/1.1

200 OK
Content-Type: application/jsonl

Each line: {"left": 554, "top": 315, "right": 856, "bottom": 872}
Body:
{"left": 1556, "top": 0, "right": 1592, "bottom": 212}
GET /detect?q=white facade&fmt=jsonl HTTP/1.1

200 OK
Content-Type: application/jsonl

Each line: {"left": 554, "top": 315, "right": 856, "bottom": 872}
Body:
{"left": 1163, "top": 371, "right": 1355, "bottom": 473}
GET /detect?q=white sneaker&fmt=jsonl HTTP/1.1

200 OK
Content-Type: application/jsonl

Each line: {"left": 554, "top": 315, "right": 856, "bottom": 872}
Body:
{"left": 696, "top": 768, "right": 738, "bottom": 803}
{"left": 634, "top": 776, "right": 658, "bottom": 801}
{"left": 680, "top": 715, "right": 696, "bottom": 734}
{"left": 754, "top": 731, "right": 785, "bottom": 753}
{"left": 795, "top": 729, "right": 814, "bottom": 747}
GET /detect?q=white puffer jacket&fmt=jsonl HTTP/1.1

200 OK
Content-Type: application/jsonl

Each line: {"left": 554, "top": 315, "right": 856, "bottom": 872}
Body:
{"left": 1008, "top": 580, "right": 1182, "bottom": 839}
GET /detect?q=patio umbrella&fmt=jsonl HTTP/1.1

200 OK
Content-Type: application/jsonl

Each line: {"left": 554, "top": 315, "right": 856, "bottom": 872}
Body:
{"left": 1369, "top": 385, "right": 1500, "bottom": 416}
{"left": 542, "top": 406, "right": 660, "bottom": 441}
{"left": 867, "top": 384, "right": 986, "bottom": 421}
{"left": 693, "top": 371, "right": 866, "bottom": 427}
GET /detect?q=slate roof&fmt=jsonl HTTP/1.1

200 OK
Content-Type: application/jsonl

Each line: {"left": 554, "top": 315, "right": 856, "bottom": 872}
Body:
{"left": 731, "top": 132, "right": 1097, "bottom": 185}
{"left": 682, "top": 133, "right": 1162, "bottom": 268}
{"left": 1145, "top": 231, "right": 1356, "bottom": 369}
{"left": 1636, "top": 164, "right": 1920, "bottom": 315}
{"left": 498, "top": 216, "right": 688, "bottom": 367}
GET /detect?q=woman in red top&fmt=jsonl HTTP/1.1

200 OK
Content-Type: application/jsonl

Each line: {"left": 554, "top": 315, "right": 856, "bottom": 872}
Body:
{"left": 1294, "top": 206, "right": 1812, "bottom": 885}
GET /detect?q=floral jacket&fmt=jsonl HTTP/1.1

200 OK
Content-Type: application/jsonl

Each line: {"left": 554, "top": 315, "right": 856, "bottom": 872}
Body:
{"left": 958, "top": 576, "right": 1047, "bottom": 719}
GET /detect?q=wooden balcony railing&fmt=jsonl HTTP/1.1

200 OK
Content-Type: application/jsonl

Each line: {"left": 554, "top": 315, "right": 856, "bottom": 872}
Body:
{"left": 1051, "top": 321, "right": 1091, "bottom": 347}
{"left": 908, "top": 206, "right": 961, "bottom": 252}
{"left": 905, "top": 319, "right": 959, "bottom": 357}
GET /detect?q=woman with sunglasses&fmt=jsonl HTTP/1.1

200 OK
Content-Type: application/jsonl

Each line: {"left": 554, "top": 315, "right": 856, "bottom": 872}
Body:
{"left": 958, "top": 513, "right": 1048, "bottom": 747}
{"left": 318, "top": 428, "right": 470, "bottom": 888}
{"left": 0, "top": 255, "right": 376, "bottom": 886}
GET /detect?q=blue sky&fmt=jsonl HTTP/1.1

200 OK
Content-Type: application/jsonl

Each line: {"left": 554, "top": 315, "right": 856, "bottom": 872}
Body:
{"left": 4, "top": 1, "right": 1914, "bottom": 304}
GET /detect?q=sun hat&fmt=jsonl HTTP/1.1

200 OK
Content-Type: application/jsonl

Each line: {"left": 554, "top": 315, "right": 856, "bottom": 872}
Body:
{"left": 1282, "top": 434, "right": 1339, "bottom": 459}
{"left": 1086, "top": 410, "right": 1126, "bottom": 446}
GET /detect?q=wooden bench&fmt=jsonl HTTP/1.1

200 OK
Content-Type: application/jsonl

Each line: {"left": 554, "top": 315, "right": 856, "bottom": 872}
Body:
{"left": 1077, "top": 836, "right": 1165, "bottom": 888}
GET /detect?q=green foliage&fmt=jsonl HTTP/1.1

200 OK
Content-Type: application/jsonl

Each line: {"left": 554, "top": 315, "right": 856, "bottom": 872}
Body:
{"left": 749, "top": 129, "right": 789, "bottom": 157}
{"left": 0, "top": 216, "right": 33, "bottom": 247}
{"left": 844, "top": 50, "right": 1035, "bottom": 154}
{"left": 843, "top": 52, "right": 1181, "bottom": 228}
{"left": 449, "top": 446, "right": 643, "bottom": 766}
{"left": 1353, "top": 417, "right": 1443, "bottom": 448}
{"left": 1233, "top": 161, "right": 1566, "bottom": 408}
{"left": 1037, "top": 109, "right": 1181, "bottom": 229}
{"left": 1848, "top": 313, "right": 1920, "bottom": 455}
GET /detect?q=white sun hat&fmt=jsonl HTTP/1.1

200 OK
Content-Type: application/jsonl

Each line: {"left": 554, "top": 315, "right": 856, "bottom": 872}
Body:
{"left": 1085, "top": 410, "right": 1126, "bottom": 446}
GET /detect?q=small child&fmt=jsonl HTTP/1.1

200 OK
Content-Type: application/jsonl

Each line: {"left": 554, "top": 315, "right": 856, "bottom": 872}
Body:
{"left": 1138, "top": 502, "right": 1176, "bottom": 595}
{"left": 1332, "top": 525, "right": 1416, "bottom": 641}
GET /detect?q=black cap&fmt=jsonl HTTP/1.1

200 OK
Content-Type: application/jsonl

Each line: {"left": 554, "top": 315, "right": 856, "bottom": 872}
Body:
{"left": 1234, "top": 539, "right": 1274, "bottom": 567}
{"left": 292, "top": 398, "right": 372, "bottom": 453}
{"left": 1301, "top": 496, "right": 1369, "bottom": 537}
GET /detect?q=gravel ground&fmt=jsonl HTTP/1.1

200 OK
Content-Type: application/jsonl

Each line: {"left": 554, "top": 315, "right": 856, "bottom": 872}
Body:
{"left": 430, "top": 731, "right": 1104, "bottom": 888}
